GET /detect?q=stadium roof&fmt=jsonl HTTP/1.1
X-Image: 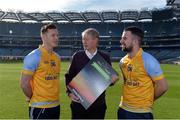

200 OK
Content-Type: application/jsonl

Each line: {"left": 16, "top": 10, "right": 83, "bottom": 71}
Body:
{"left": 4, "top": 9, "right": 178, "bottom": 23}
{"left": 0, "top": 10, "right": 154, "bottom": 23}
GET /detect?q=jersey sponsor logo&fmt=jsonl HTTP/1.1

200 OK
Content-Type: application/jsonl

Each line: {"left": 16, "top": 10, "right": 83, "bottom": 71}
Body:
{"left": 44, "top": 61, "right": 49, "bottom": 64}
{"left": 125, "top": 80, "right": 140, "bottom": 87}
{"left": 45, "top": 74, "right": 58, "bottom": 80}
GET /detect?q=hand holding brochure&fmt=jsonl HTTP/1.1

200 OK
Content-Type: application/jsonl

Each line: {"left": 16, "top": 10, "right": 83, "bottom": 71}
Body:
{"left": 68, "top": 53, "right": 118, "bottom": 109}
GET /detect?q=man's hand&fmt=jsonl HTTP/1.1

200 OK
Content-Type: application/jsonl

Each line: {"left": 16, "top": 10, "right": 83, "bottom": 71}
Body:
{"left": 68, "top": 93, "right": 80, "bottom": 103}
{"left": 26, "top": 97, "right": 31, "bottom": 102}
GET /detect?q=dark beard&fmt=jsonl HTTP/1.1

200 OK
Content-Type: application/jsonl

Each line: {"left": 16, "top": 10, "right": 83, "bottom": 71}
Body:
{"left": 122, "top": 46, "right": 133, "bottom": 53}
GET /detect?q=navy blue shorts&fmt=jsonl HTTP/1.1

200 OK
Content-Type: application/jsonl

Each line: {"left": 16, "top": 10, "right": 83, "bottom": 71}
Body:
{"left": 117, "top": 107, "right": 153, "bottom": 119}
{"left": 29, "top": 105, "right": 60, "bottom": 119}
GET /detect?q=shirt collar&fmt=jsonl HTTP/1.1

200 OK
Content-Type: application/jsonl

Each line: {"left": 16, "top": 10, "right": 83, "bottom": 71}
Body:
{"left": 85, "top": 49, "right": 97, "bottom": 59}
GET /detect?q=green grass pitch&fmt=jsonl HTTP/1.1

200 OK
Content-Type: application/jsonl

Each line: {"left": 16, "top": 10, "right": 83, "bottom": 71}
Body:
{"left": 0, "top": 62, "right": 180, "bottom": 119}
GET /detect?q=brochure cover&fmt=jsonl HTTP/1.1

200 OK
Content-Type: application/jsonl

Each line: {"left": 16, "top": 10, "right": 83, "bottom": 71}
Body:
{"left": 68, "top": 53, "right": 118, "bottom": 109}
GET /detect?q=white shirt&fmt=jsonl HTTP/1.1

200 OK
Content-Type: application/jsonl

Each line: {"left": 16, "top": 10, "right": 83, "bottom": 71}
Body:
{"left": 85, "top": 49, "right": 97, "bottom": 59}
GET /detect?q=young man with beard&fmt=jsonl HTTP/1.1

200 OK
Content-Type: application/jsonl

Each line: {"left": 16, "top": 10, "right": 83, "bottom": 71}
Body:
{"left": 118, "top": 26, "right": 168, "bottom": 119}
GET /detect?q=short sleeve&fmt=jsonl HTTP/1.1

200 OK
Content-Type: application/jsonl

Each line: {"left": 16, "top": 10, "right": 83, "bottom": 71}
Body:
{"left": 142, "top": 52, "right": 164, "bottom": 81}
{"left": 22, "top": 49, "right": 41, "bottom": 75}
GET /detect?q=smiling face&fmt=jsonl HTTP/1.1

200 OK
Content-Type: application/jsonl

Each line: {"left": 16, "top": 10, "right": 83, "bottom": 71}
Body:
{"left": 120, "top": 31, "right": 135, "bottom": 53}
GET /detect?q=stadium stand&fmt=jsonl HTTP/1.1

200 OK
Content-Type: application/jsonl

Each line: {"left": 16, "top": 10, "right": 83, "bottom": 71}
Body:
{"left": 0, "top": 2, "right": 180, "bottom": 62}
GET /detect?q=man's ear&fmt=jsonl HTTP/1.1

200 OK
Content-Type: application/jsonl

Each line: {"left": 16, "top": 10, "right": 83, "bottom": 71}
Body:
{"left": 133, "top": 38, "right": 139, "bottom": 45}
{"left": 96, "top": 38, "right": 99, "bottom": 45}
{"left": 41, "top": 33, "right": 46, "bottom": 40}
{"left": 135, "top": 39, "right": 139, "bottom": 44}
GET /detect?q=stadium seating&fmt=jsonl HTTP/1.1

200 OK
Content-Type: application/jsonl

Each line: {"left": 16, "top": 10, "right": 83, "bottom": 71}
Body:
{"left": 0, "top": 8, "right": 180, "bottom": 61}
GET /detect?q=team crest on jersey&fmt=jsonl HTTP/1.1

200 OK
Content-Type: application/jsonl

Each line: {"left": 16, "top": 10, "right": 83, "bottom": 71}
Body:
{"left": 50, "top": 60, "right": 56, "bottom": 67}
{"left": 127, "top": 64, "right": 133, "bottom": 72}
